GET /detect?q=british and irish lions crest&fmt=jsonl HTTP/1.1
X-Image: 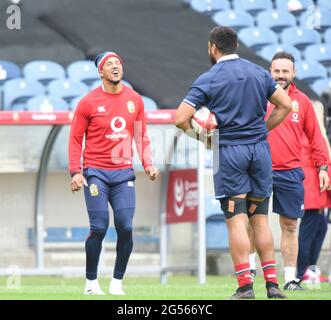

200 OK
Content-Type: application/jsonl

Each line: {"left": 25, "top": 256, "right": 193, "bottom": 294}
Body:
{"left": 89, "top": 183, "right": 99, "bottom": 197}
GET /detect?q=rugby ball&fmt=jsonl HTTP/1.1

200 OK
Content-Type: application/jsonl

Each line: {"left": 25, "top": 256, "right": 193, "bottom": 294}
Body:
{"left": 191, "top": 107, "right": 217, "bottom": 136}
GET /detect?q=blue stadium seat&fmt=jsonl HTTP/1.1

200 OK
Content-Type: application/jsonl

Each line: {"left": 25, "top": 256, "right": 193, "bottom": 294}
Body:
{"left": 90, "top": 80, "right": 101, "bottom": 91}
{"left": 204, "top": 194, "right": 228, "bottom": 250}
{"left": 0, "top": 60, "right": 21, "bottom": 86}
{"left": 234, "top": 0, "right": 273, "bottom": 16}
{"left": 45, "top": 228, "right": 69, "bottom": 242}
{"left": 318, "top": 0, "right": 331, "bottom": 11}
{"left": 305, "top": 44, "right": 331, "bottom": 67}
{"left": 70, "top": 227, "right": 90, "bottom": 242}
{"left": 142, "top": 96, "right": 158, "bottom": 110}
{"left": 296, "top": 60, "right": 328, "bottom": 84}
{"left": 238, "top": 27, "right": 279, "bottom": 51}
{"left": 2, "top": 78, "right": 45, "bottom": 110}
{"left": 69, "top": 96, "right": 83, "bottom": 111}
{"left": 122, "top": 80, "right": 134, "bottom": 89}
{"left": 280, "top": 27, "right": 321, "bottom": 50}
{"left": 299, "top": 7, "right": 331, "bottom": 33}
{"left": 26, "top": 94, "right": 69, "bottom": 112}
{"left": 256, "top": 10, "right": 297, "bottom": 33}
{"left": 205, "top": 194, "right": 222, "bottom": 220}
{"left": 212, "top": 10, "right": 255, "bottom": 31}
{"left": 325, "top": 28, "right": 331, "bottom": 43}
{"left": 67, "top": 60, "right": 100, "bottom": 86}
{"left": 311, "top": 78, "right": 331, "bottom": 95}
{"left": 23, "top": 60, "right": 65, "bottom": 86}
{"left": 259, "top": 44, "right": 302, "bottom": 62}
{"left": 47, "top": 79, "right": 89, "bottom": 103}
{"left": 275, "top": 0, "right": 314, "bottom": 16}
{"left": 206, "top": 213, "right": 229, "bottom": 250}
{"left": 190, "top": 0, "right": 230, "bottom": 14}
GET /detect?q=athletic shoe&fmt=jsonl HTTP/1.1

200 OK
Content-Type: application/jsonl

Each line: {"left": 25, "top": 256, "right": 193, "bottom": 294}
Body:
{"left": 266, "top": 282, "right": 287, "bottom": 299}
{"left": 284, "top": 280, "right": 304, "bottom": 290}
{"left": 109, "top": 279, "right": 126, "bottom": 295}
{"left": 84, "top": 285, "right": 106, "bottom": 295}
{"left": 230, "top": 285, "right": 255, "bottom": 300}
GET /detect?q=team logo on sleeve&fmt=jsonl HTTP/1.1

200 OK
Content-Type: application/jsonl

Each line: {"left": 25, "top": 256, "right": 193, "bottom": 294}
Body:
{"left": 127, "top": 100, "right": 136, "bottom": 113}
{"left": 89, "top": 184, "right": 99, "bottom": 197}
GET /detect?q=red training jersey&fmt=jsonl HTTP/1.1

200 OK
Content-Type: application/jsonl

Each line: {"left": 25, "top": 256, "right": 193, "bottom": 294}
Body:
{"left": 68, "top": 85, "right": 153, "bottom": 175}
{"left": 266, "top": 83, "right": 328, "bottom": 170}
{"left": 300, "top": 134, "right": 331, "bottom": 209}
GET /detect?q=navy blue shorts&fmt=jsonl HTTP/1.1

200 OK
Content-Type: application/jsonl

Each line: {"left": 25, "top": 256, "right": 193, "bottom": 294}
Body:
{"left": 213, "top": 140, "right": 272, "bottom": 199}
{"left": 272, "top": 168, "right": 305, "bottom": 219}
{"left": 83, "top": 167, "right": 136, "bottom": 230}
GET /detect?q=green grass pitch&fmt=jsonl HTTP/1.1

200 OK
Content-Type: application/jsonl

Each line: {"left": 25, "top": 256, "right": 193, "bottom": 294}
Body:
{"left": 0, "top": 275, "right": 330, "bottom": 300}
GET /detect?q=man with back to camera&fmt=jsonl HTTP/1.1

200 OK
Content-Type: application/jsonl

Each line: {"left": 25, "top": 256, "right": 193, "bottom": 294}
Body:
{"left": 68, "top": 51, "right": 159, "bottom": 295}
{"left": 175, "top": 26, "right": 292, "bottom": 299}
{"left": 248, "top": 52, "right": 329, "bottom": 290}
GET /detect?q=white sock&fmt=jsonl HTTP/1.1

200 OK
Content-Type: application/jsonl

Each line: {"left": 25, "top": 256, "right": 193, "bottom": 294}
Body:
{"left": 249, "top": 252, "right": 256, "bottom": 270}
{"left": 86, "top": 279, "right": 99, "bottom": 287}
{"left": 110, "top": 278, "right": 122, "bottom": 287}
{"left": 284, "top": 267, "right": 296, "bottom": 284}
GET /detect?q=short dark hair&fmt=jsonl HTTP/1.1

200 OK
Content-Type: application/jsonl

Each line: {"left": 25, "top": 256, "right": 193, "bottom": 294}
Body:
{"left": 209, "top": 26, "right": 238, "bottom": 54}
{"left": 271, "top": 51, "right": 295, "bottom": 65}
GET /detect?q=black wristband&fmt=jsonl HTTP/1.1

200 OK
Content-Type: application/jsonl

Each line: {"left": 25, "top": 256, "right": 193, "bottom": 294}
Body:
{"left": 319, "top": 165, "right": 328, "bottom": 172}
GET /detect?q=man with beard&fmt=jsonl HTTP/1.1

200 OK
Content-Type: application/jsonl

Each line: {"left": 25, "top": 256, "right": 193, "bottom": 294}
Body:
{"left": 68, "top": 51, "right": 159, "bottom": 295}
{"left": 175, "top": 26, "right": 292, "bottom": 299}
{"left": 248, "top": 52, "right": 329, "bottom": 290}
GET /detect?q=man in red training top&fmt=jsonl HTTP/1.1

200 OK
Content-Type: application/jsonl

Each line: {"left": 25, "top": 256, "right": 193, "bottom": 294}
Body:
{"left": 68, "top": 51, "right": 159, "bottom": 295}
{"left": 249, "top": 52, "right": 329, "bottom": 290}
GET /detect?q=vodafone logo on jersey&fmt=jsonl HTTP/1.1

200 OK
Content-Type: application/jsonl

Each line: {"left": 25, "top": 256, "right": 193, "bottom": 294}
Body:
{"left": 105, "top": 116, "right": 128, "bottom": 140}
{"left": 110, "top": 116, "right": 126, "bottom": 132}
{"left": 167, "top": 169, "right": 198, "bottom": 224}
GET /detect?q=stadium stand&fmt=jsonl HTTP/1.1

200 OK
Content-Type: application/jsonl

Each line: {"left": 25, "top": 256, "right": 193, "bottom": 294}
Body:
{"left": 26, "top": 94, "right": 69, "bottom": 112}
{"left": 304, "top": 44, "right": 331, "bottom": 67}
{"left": 142, "top": 96, "right": 158, "bottom": 111}
{"left": 66, "top": 60, "right": 100, "bottom": 86}
{"left": 275, "top": 0, "right": 314, "bottom": 16}
{"left": 296, "top": 60, "right": 328, "bottom": 84}
{"left": 69, "top": 96, "right": 82, "bottom": 111}
{"left": 212, "top": 10, "right": 255, "bottom": 31}
{"left": 233, "top": 0, "right": 273, "bottom": 16}
{"left": 2, "top": 78, "right": 45, "bottom": 110}
{"left": 280, "top": 27, "right": 321, "bottom": 50}
{"left": 190, "top": 0, "right": 230, "bottom": 14}
{"left": 256, "top": 9, "right": 297, "bottom": 33}
{"left": 259, "top": 44, "right": 302, "bottom": 62}
{"left": 0, "top": 60, "right": 21, "bottom": 86}
{"left": 324, "top": 28, "right": 331, "bottom": 43}
{"left": 318, "top": 0, "right": 331, "bottom": 10}
{"left": 311, "top": 78, "right": 331, "bottom": 95}
{"left": 47, "top": 79, "right": 89, "bottom": 104}
{"left": 299, "top": 7, "right": 331, "bottom": 33}
{"left": 23, "top": 60, "right": 66, "bottom": 86}
{"left": 238, "top": 27, "right": 279, "bottom": 51}
{"left": 0, "top": 14, "right": 85, "bottom": 66}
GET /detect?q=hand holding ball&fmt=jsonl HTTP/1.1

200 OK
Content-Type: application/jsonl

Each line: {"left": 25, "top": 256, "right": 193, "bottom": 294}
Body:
{"left": 190, "top": 107, "right": 217, "bottom": 137}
